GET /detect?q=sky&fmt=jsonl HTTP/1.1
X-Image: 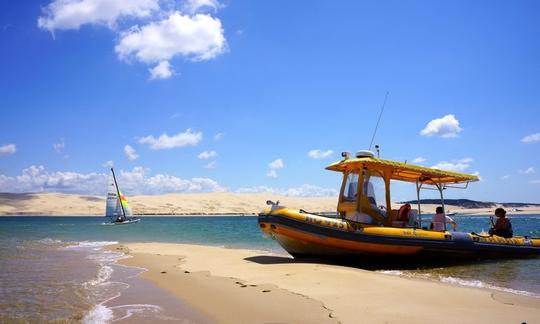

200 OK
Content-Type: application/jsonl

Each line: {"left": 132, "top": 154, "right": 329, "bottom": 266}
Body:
{"left": 1, "top": 0, "right": 540, "bottom": 202}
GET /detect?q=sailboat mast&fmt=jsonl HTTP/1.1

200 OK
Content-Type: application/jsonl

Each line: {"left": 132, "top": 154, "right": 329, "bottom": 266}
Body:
{"left": 110, "top": 168, "right": 126, "bottom": 219}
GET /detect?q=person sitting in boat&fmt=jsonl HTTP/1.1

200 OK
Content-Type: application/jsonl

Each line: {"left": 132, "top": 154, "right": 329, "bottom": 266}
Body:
{"left": 431, "top": 207, "right": 457, "bottom": 231}
{"left": 489, "top": 208, "right": 513, "bottom": 238}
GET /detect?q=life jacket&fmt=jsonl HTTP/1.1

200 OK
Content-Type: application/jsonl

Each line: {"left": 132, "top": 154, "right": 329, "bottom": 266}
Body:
{"left": 396, "top": 204, "right": 411, "bottom": 222}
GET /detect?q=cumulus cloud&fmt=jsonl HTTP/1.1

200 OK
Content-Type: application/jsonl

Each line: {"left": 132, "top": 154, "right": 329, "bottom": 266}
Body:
{"left": 149, "top": 60, "right": 174, "bottom": 79}
{"left": 0, "top": 144, "right": 16, "bottom": 156}
{"left": 124, "top": 145, "right": 139, "bottom": 161}
{"left": 138, "top": 129, "right": 202, "bottom": 150}
{"left": 53, "top": 138, "right": 65, "bottom": 153}
{"left": 184, "top": 0, "right": 222, "bottom": 14}
{"left": 432, "top": 158, "right": 473, "bottom": 172}
{"left": 267, "top": 158, "right": 284, "bottom": 178}
{"left": 0, "top": 165, "right": 223, "bottom": 195}
{"left": 236, "top": 184, "right": 338, "bottom": 197}
{"left": 0, "top": 165, "right": 107, "bottom": 194}
{"left": 307, "top": 149, "right": 333, "bottom": 159}
{"left": 213, "top": 132, "right": 223, "bottom": 141}
{"left": 520, "top": 167, "right": 536, "bottom": 175}
{"left": 198, "top": 150, "right": 217, "bottom": 160}
{"left": 37, "top": 0, "right": 159, "bottom": 32}
{"left": 115, "top": 11, "right": 226, "bottom": 78}
{"left": 102, "top": 160, "right": 114, "bottom": 168}
{"left": 522, "top": 133, "right": 540, "bottom": 143}
{"left": 420, "top": 114, "right": 462, "bottom": 138}
{"left": 118, "top": 166, "right": 222, "bottom": 194}
{"left": 412, "top": 157, "right": 426, "bottom": 164}
{"left": 39, "top": 0, "right": 227, "bottom": 79}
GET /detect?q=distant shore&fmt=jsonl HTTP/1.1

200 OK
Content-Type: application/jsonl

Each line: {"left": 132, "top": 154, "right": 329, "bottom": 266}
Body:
{"left": 1, "top": 192, "right": 540, "bottom": 216}
{"left": 113, "top": 243, "right": 540, "bottom": 324}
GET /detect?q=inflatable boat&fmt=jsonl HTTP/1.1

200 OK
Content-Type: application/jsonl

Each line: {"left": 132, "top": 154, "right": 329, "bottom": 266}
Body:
{"left": 258, "top": 151, "right": 540, "bottom": 259}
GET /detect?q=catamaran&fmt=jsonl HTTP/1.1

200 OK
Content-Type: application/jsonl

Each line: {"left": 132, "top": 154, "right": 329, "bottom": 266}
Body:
{"left": 105, "top": 168, "right": 140, "bottom": 225}
{"left": 258, "top": 150, "right": 540, "bottom": 259}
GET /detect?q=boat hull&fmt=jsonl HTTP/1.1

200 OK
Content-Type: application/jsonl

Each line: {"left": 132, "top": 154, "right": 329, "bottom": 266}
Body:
{"left": 258, "top": 208, "right": 540, "bottom": 259}
{"left": 111, "top": 217, "right": 140, "bottom": 225}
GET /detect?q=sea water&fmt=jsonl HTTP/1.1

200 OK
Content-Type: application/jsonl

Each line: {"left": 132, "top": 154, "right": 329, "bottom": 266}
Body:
{"left": 0, "top": 215, "right": 539, "bottom": 322}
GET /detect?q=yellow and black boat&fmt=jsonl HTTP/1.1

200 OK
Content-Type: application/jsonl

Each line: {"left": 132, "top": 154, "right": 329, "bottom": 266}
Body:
{"left": 258, "top": 151, "right": 540, "bottom": 259}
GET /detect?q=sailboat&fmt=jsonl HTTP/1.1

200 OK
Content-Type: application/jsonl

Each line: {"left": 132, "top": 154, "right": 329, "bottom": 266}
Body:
{"left": 105, "top": 168, "right": 140, "bottom": 225}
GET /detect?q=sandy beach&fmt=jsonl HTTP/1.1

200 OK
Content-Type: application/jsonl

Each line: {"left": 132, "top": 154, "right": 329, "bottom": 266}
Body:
{"left": 1, "top": 192, "right": 540, "bottom": 216}
{"left": 115, "top": 243, "right": 540, "bottom": 324}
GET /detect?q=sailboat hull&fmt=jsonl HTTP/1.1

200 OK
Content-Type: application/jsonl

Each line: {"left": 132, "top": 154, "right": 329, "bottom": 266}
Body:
{"left": 111, "top": 218, "right": 140, "bottom": 225}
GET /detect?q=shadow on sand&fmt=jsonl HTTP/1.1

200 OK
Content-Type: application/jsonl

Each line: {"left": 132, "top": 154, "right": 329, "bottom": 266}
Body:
{"left": 244, "top": 254, "right": 517, "bottom": 271}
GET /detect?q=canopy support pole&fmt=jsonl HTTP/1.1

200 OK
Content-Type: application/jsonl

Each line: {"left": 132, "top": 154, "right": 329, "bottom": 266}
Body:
{"left": 416, "top": 180, "right": 422, "bottom": 228}
{"left": 434, "top": 181, "right": 446, "bottom": 231}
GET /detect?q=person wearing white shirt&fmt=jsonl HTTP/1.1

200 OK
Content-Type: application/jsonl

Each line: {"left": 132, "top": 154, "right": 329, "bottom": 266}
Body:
{"left": 431, "top": 206, "right": 457, "bottom": 231}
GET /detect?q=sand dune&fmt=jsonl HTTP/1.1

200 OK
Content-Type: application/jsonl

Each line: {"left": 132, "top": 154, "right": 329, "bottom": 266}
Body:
{"left": 0, "top": 192, "right": 337, "bottom": 216}
{"left": 1, "top": 192, "right": 539, "bottom": 216}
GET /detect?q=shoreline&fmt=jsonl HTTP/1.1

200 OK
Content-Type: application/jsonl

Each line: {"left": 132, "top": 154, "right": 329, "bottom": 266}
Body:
{"left": 113, "top": 242, "right": 540, "bottom": 324}
{"left": 2, "top": 211, "right": 540, "bottom": 217}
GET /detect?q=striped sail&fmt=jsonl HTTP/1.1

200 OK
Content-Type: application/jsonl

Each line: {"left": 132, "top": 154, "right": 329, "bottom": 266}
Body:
{"left": 105, "top": 170, "right": 133, "bottom": 220}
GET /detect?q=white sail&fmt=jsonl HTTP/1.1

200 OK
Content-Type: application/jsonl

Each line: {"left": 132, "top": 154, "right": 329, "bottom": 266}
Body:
{"left": 105, "top": 172, "right": 123, "bottom": 218}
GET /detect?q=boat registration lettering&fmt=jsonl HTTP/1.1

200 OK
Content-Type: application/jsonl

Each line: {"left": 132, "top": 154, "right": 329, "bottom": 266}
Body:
{"left": 305, "top": 216, "right": 345, "bottom": 229}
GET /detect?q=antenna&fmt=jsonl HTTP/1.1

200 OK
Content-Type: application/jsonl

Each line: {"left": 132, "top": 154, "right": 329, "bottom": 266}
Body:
{"left": 369, "top": 92, "right": 389, "bottom": 150}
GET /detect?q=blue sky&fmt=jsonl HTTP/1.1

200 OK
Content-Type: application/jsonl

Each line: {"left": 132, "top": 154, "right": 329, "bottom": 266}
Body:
{"left": 1, "top": 0, "right": 540, "bottom": 202}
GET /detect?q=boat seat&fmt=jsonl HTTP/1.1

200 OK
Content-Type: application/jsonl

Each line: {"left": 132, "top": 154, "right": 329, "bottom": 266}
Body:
{"left": 392, "top": 221, "right": 406, "bottom": 228}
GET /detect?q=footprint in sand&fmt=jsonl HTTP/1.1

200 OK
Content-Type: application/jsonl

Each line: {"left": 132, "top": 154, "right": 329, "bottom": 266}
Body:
{"left": 160, "top": 271, "right": 167, "bottom": 274}
{"left": 262, "top": 290, "right": 271, "bottom": 293}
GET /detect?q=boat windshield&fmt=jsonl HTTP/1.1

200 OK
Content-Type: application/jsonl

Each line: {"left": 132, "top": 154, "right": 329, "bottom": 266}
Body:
{"left": 344, "top": 173, "right": 358, "bottom": 202}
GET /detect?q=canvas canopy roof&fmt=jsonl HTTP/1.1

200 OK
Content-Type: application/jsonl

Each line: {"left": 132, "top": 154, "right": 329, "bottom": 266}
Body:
{"left": 326, "top": 157, "right": 479, "bottom": 185}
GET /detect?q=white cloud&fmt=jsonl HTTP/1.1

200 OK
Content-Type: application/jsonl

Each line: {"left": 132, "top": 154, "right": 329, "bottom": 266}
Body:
{"left": 267, "top": 158, "right": 284, "bottom": 178}
{"left": 184, "top": 0, "right": 222, "bottom": 14}
{"left": 307, "top": 149, "right": 333, "bottom": 159}
{"left": 0, "top": 165, "right": 223, "bottom": 195}
{"left": 500, "top": 175, "right": 510, "bottom": 180}
{"left": 204, "top": 161, "right": 217, "bottom": 169}
{"left": 472, "top": 171, "right": 483, "bottom": 182}
{"left": 0, "top": 165, "right": 106, "bottom": 194}
{"left": 124, "top": 145, "right": 139, "bottom": 161}
{"left": 115, "top": 11, "right": 226, "bottom": 78}
{"left": 530, "top": 179, "right": 540, "bottom": 184}
{"left": 53, "top": 138, "right": 65, "bottom": 153}
{"left": 102, "top": 160, "right": 114, "bottom": 168}
{"left": 432, "top": 158, "right": 473, "bottom": 172}
{"left": 268, "top": 159, "right": 284, "bottom": 169}
{"left": 520, "top": 167, "right": 536, "bottom": 175}
{"left": 149, "top": 60, "right": 174, "bottom": 79}
{"left": 213, "top": 132, "right": 223, "bottom": 141}
{"left": 138, "top": 129, "right": 202, "bottom": 150}
{"left": 118, "top": 166, "right": 223, "bottom": 194}
{"left": 37, "top": 0, "right": 159, "bottom": 33}
{"left": 521, "top": 133, "right": 540, "bottom": 143}
{"left": 420, "top": 114, "right": 462, "bottom": 138}
{"left": 412, "top": 157, "right": 426, "bottom": 164}
{"left": 0, "top": 144, "right": 16, "bottom": 156}
{"left": 198, "top": 150, "right": 217, "bottom": 159}
{"left": 236, "top": 184, "right": 338, "bottom": 197}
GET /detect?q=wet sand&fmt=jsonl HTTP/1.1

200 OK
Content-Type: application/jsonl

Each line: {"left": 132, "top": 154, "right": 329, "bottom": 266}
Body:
{"left": 114, "top": 243, "right": 540, "bottom": 324}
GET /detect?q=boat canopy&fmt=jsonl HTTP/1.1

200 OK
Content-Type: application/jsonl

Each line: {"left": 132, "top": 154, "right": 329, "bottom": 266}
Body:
{"left": 326, "top": 157, "right": 479, "bottom": 185}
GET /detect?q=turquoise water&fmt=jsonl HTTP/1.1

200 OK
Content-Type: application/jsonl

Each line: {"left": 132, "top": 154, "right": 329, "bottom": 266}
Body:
{"left": 0, "top": 215, "right": 539, "bottom": 322}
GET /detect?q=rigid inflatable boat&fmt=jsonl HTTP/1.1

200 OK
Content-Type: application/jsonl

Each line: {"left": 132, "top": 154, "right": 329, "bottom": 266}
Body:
{"left": 258, "top": 151, "right": 540, "bottom": 259}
